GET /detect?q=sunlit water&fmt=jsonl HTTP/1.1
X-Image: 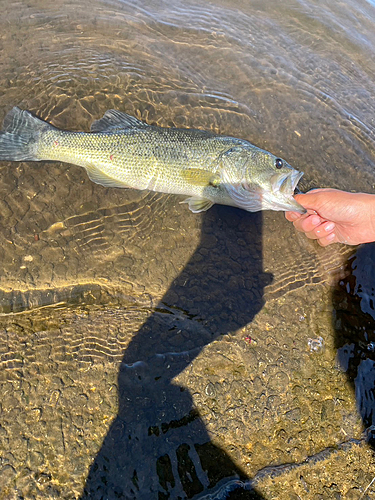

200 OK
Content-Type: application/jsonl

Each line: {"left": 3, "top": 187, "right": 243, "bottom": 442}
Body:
{"left": 1, "top": 0, "right": 375, "bottom": 498}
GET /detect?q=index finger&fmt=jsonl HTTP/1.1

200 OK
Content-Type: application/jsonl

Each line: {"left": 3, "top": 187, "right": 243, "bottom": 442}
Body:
{"left": 285, "top": 211, "right": 303, "bottom": 222}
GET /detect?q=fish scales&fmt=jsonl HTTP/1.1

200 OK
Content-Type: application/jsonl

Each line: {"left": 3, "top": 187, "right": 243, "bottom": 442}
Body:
{"left": 0, "top": 107, "right": 305, "bottom": 213}
{"left": 38, "top": 127, "right": 239, "bottom": 195}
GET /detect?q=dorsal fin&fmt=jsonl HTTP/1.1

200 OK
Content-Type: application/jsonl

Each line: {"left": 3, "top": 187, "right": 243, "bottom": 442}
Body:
{"left": 90, "top": 110, "right": 149, "bottom": 133}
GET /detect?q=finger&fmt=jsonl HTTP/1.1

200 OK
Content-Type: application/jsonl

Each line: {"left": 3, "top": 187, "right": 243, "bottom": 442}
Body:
{"left": 293, "top": 214, "right": 322, "bottom": 233}
{"left": 302, "top": 221, "right": 335, "bottom": 241}
{"left": 303, "top": 230, "right": 320, "bottom": 240}
{"left": 317, "top": 232, "right": 337, "bottom": 246}
{"left": 285, "top": 211, "right": 302, "bottom": 222}
{"left": 313, "top": 221, "right": 335, "bottom": 239}
{"left": 300, "top": 220, "right": 336, "bottom": 240}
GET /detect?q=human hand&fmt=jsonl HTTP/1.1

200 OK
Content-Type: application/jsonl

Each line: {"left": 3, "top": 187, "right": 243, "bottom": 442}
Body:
{"left": 285, "top": 188, "right": 375, "bottom": 246}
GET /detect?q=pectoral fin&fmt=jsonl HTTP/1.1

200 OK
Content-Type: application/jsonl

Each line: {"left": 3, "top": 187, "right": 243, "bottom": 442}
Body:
{"left": 181, "top": 197, "right": 214, "bottom": 213}
{"left": 181, "top": 168, "right": 220, "bottom": 187}
{"left": 85, "top": 164, "right": 130, "bottom": 188}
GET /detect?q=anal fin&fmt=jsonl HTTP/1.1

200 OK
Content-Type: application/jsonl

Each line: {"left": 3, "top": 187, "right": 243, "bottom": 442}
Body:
{"left": 85, "top": 164, "right": 130, "bottom": 189}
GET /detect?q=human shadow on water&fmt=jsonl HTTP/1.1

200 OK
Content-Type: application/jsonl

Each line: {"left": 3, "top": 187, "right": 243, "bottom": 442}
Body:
{"left": 82, "top": 205, "right": 272, "bottom": 500}
{"left": 333, "top": 244, "right": 375, "bottom": 454}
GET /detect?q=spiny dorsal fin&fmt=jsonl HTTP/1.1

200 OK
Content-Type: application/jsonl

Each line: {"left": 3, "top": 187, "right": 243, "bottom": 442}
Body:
{"left": 181, "top": 168, "right": 221, "bottom": 187}
{"left": 90, "top": 110, "right": 149, "bottom": 133}
{"left": 181, "top": 197, "right": 214, "bottom": 213}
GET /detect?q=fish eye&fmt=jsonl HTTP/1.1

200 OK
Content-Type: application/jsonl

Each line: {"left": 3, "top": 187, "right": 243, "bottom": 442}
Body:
{"left": 275, "top": 158, "right": 283, "bottom": 169}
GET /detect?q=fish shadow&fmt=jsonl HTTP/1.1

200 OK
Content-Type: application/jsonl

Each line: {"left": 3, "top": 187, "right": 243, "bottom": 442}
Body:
{"left": 333, "top": 244, "right": 375, "bottom": 451}
{"left": 81, "top": 205, "right": 272, "bottom": 499}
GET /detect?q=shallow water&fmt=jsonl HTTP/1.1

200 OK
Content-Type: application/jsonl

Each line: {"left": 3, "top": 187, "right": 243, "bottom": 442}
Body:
{"left": 1, "top": 0, "right": 375, "bottom": 498}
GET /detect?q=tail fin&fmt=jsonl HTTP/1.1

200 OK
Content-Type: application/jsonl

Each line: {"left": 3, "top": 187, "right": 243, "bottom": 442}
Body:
{"left": 0, "top": 107, "right": 54, "bottom": 161}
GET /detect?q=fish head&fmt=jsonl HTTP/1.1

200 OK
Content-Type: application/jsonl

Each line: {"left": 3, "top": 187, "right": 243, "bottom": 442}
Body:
{"left": 220, "top": 145, "right": 305, "bottom": 213}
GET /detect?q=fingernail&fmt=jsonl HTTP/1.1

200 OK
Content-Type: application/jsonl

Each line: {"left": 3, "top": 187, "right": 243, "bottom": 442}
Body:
{"left": 326, "top": 232, "right": 335, "bottom": 241}
{"left": 311, "top": 215, "right": 320, "bottom": 226}
{"left": 325, "top": 222, "right": 335, "bottom": 232}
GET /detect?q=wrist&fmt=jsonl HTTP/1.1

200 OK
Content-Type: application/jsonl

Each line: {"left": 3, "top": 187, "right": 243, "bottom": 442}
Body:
{"left": 365, "top": 193, "right": 375, "bottom": 243}
{"left": 350, "top": 192, "right": 375, "bottom": 244}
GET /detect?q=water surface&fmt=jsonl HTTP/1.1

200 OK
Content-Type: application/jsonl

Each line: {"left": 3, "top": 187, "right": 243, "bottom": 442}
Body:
{"left": 1, "top": 0, "right": 375, "bottom": 498}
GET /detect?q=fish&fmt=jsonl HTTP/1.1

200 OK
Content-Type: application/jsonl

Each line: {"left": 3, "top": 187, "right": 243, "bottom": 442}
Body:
{"left": 0, "top": 107, "right": 305, "bottom": 213}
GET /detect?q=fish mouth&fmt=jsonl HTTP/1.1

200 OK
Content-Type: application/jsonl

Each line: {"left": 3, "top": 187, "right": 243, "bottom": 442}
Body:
{"left": 269, "top": 170, "right": 306, "bottom": 213}
{"left": 271, "top": 170, "right": 304, "bottom": 195}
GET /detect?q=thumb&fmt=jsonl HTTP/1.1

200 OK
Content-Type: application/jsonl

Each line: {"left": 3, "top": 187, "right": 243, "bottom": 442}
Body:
{"left": 294, "top": 188, "right": 336, "bottom": 211}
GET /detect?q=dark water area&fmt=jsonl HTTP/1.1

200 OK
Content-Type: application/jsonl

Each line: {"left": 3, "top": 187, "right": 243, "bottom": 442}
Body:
{"left": 1, "top": 0, "right": 375, "bottom": 498}
{"left": 334, "top": 246, "right": 375, "bottom": 442}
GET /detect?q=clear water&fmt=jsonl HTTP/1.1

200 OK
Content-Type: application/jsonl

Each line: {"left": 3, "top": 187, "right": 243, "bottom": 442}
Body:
{"left": 0, "top": 0, "right": 375, "bottom": 498}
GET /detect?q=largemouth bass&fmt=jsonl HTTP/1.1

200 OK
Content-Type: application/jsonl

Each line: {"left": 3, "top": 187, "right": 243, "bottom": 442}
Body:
{"left": 0, "top": 107, "right": 305, "bottom": 213}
